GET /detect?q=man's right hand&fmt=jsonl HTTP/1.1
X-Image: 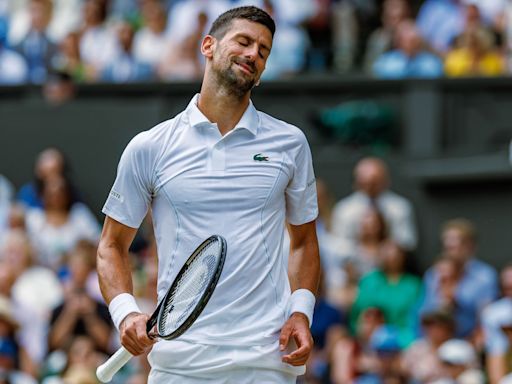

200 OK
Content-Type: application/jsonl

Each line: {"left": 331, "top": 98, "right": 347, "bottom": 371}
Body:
{"left": 119, "top": 312, "right": 155, "bottom": 355}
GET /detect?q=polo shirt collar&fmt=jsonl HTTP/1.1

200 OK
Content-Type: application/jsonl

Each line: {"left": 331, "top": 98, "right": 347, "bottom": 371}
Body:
{"left": 186, "top": 94, "right": 259, "bottom": 136}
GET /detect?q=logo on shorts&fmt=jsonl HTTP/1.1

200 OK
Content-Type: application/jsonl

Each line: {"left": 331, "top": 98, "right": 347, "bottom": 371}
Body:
{"left": 253, "top": 153, "right": 269, "bottom": 162}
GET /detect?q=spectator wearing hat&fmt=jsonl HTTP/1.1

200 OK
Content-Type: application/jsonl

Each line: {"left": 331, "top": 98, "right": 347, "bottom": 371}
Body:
{"left": 402, "top": 310, "right": 456, "bottom": 384}
{"left": 435, "top": 339, "right": 485, "bottom": 384}
{"left": 354, "top": 325, "right": 407, "bottom": 384}
{"left": 481, "top": 264, "right": 512, "bottom": 384}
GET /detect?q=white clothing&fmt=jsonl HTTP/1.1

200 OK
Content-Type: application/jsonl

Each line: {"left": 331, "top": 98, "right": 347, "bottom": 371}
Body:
{"left": 79, "top": 26, "right": 119, "bottom": 71}
{"left": 331, "top": 191, "right": 417, "bottom": 251}
{"left": 26, "top": 203, "right": 101, "bottom": 269}
{"left": 166, "top": 0, "right": 231, "bottom": 44}
{"left": 481, "top": 297, "right": 512, "bottom": 355}
{"left": 147, "top": 339, "right": 303, "bottom": 381}
{"left": 12, "top": 266, "right": 63, "bottom": 362}
{"left": 103, "top": 94, "right": 317, "bottom": 374}
{"left": 0, "top": 48, "right": 28, "bottom": 84}
{"left": 133, "top": 28, "right": 168, "bottom": 67}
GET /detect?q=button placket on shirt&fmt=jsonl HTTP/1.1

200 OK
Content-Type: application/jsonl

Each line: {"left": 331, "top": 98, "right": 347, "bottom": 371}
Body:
{"left": 205, "top": 123, "right": 226, "bottom": 171}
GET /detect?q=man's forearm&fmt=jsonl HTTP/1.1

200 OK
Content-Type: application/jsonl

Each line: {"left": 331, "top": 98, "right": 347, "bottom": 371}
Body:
{"left": 288, "top": 240, "right": 320, "bottom": 293}
{"left": 97, "top": 240, "right": 134, "bottom": 304}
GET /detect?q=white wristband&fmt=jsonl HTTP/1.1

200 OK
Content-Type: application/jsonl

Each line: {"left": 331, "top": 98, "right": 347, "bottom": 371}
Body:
{"left": 108, "top": 293, "right": 141, "bottom": 331}
{"left": 287, "top": 289, "right": 316, "bottom": 326}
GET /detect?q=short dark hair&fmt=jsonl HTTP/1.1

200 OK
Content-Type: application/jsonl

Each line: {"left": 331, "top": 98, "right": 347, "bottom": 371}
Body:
{"left": 208, "top": 6, "right": 275, "bottom": 39}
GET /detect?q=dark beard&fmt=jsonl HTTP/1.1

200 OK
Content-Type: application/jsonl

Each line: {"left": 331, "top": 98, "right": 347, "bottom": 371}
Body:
{"left": 214, "top": 60, "right": 255, "bottom": 99}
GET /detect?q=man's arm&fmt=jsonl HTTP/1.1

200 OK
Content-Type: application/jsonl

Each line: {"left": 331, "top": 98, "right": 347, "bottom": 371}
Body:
{"left": 97, "top": 216, "right": 154, "bottom": 355}
{"left": 280, "top": 220, "right": 320, "bottom": 366}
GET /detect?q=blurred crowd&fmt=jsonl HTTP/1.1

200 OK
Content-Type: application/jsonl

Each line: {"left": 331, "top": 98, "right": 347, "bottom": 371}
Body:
{"left": 2, "top": 0, "right": 512, "bottom": 87}
{"left": 2, "top": 149, "right": 512, "bottom": 384}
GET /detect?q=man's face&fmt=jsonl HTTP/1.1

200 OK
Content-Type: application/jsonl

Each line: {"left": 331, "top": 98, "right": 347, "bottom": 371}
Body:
{"left": 442, "top": 228, "right": 473, "bottom": 263}
{"left": 209, "top": 19, "right": 272, "bottom": 97}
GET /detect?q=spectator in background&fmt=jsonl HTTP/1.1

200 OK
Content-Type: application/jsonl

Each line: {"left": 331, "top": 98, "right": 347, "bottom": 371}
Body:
{"left": 25, "top": 176, "right": 100, "bottom": 271}
{"left": 340, "top": 207, "right": 389, "bottom": 276}
{"left": 48, "top": 247, "right": 112, "bottom": 354}
{"left": 332, "top": 157, "right": 417, "bottom": 252}
{"left": 260, "top": 0, "right": 309, "bottom": 80}
{"left": 481, "top": 264, "right": 512, "bottom": 384}
{"left": 445, "top": 5, "right": 505, "bottom": 77}
{"left": 17, "top": 147, "right": 69, "bottom": 209}
{"left": 464, "top": 0, "right": 506, "bottom": 28}
{"left": 42, "top": 335, "right": 103, "bottom": 384}
{"left": 330, "top": 307, "right": 386, "bottom": 384}
{"left": 101, "top": 20, "right": 153, "bottom": 83}
{"left": 157, "top": 10, "right": 206, "bottom": 81}
{"left": 436, "top": 339, "right": 485, "bottom": 384}
{"left": 303, "top": 0, "right": 333, "bottom": 72}
{"left": 373, "top": 20, "right": 444, "bottom": 79}
{"left": 165, "top": 0, "right": 229, "bottom": 44}
{"left": 52, "top": 31, "right": 87, "bottom": 82}
{"left": 14, "top": 0, "right": 56, "bottom": 84}
{"left": 0, "top": 296, "right": 36, "bottom": 382}
{"left": 354, "top": 325, "right": 406, "bottom": 384}
{"left": 401, "top": 309, "right": 456, "bottom": 384}
{"left": 417, "top": 0, "right": 467, "bottom": 55}
{"left": 350, "top": 241, "right": 422, "bottom": 348}
{"left": 0, "top": 18, "right": 28, "bottom": 84}
{"left": 1, "top": 230, "right": 62, "bottom": 369}
{"left": 363, "top": 0, "right": 411, "bottom": 73}
{"left": 133, "top": 1, "right": 168, "bottom": 72}
{"left": 305, "top": 270, "right": 346, "bottom": 384}
{"left": 421, "top": 219, "right": 499, "bottom": 339}
{"left": 79, "top": 0, "right": 119, "bottom": 80}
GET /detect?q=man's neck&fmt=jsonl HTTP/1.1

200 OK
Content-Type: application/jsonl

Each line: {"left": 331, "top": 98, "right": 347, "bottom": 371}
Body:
{"left": 198, "top": 80, "right": 251, "bottom": 136}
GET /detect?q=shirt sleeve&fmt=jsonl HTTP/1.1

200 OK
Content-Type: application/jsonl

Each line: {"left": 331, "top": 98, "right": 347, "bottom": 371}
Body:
{"left": 102, "top": 132, "right": 155, "bottom": 228}
{"left": 482, "top": 305, "right": 509, "bottom": 355}
{"left": 285, "top": 131, "right": 318, "bottom": 225}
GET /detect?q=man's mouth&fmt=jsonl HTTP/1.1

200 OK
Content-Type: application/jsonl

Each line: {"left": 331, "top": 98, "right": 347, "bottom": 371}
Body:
{"left": 234, "top": 60, "right": 255, "bottom": 74}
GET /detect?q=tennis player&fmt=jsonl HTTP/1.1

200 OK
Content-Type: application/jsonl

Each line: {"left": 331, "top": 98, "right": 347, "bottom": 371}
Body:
{"left": 97, "top": 6, "right": 320, "bottom": 383}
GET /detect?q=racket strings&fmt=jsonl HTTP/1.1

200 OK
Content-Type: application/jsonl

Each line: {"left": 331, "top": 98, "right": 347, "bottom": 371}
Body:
{"left": 158, "top": 241, "right": 221, "bottom": 335}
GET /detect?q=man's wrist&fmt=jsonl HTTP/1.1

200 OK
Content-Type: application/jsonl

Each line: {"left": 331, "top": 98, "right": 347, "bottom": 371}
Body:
{"left": 288, "top": 289, "right": 316, "bottom": 327}
{"left": 108, "top": 293, "right": 141, "bottom": 331}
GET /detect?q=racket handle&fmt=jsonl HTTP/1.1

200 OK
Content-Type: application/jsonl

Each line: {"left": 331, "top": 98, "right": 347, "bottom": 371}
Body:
{"left": 96, "top": 346, "right": 133, "bottom": 383}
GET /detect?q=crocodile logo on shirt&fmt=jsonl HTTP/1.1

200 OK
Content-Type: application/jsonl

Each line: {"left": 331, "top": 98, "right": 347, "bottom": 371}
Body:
{"left": 253, "top": 153, "right": 269, "bottom": 162}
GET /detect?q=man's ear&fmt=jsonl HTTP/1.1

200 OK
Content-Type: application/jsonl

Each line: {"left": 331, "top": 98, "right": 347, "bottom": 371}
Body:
{"left": 201, "top": 35, "right": 216, "bottom": 58}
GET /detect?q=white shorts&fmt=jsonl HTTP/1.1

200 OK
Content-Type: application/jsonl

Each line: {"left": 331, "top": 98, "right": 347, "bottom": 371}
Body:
{"left": 148, "top": 367, "right": 297, "bottom": 383}
{"left": 147, "top": 339, "right": 304, "bottom": 383}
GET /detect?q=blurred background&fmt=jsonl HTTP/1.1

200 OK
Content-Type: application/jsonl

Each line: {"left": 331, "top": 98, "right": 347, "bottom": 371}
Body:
{"left": 2, "top": 0, "right": 512, "bottom": 383}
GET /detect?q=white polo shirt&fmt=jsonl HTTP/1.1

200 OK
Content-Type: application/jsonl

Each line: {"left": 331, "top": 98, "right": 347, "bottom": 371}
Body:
{"left": 103, "top": 95, "right": 318, "bottom": 349}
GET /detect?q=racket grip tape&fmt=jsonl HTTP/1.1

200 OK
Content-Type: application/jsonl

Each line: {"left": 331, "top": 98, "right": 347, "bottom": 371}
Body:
{"left": 96, "top": 346, "right": 133, "bottom": 383}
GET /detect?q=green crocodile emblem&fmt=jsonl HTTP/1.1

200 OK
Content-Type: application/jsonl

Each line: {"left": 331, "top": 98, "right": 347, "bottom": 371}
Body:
{"left": 253, "top": 153, "right": 269, "bottom": 162}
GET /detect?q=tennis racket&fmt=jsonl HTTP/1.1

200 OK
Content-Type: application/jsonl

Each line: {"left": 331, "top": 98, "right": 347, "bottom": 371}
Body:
{"left": 96, "top": 235, "right": 227, "bottom": 383}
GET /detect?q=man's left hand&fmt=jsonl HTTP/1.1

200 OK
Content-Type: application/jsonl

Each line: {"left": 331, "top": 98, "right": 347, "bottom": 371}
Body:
{"left": 279, "top": 312, "right": 314, "bottom": 366}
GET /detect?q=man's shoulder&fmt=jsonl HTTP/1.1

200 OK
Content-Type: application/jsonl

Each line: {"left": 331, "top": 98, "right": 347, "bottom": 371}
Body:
{"left": 257, "top": 110, "right": 307, "bottom": 141}
{"left": 126, "top": 114, "right": 183, "bottom": 154}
